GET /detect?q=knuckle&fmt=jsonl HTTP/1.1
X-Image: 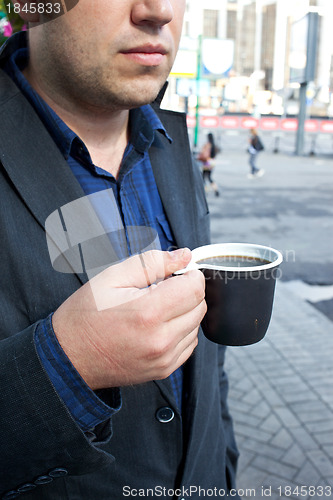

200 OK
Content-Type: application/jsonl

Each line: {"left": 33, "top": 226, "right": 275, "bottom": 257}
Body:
{"left": 191, "top": 274, "right": 206, "bottom": 302}
{"left": 137, "top": 306, "right": 160, "bottom": 330}
{"left": 151, "top": 338, "right": 169, "bottom": 359}
{"left": 156, "top": 360, "right": 173, "bottom": 380}
{"left": 146, "top": 331, "right": 172, "bottom": 363}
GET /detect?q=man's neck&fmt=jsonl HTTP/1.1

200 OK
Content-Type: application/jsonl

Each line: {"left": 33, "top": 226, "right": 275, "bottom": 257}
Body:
{"left": 23, "top": 67, "right": 129, "bottom": 179}
{"left": 63, "top": 108, "right": 130, "bottom": 179}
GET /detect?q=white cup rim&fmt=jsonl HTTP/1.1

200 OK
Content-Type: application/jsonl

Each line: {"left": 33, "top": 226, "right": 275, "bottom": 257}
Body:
{"left": 191, "top": 242, "right": 283, "bottom": 273}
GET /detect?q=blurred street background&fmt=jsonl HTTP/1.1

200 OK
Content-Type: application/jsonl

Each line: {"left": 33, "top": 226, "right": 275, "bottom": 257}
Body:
{"left": 206, "top": 149, "right": 333, "bottom": 499}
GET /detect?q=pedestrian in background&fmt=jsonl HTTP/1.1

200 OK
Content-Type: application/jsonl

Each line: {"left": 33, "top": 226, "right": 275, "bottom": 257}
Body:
{"left": 248, "top": 128, "right": 265, "bottom": 178}
{"left": 198, "top": 132, "right": 220, "bottom": 196}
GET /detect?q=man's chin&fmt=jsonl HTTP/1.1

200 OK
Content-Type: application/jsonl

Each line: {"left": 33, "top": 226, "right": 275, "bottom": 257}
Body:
{"left": 110, "top": 72, "right": 168, "bottom": 108}
{"left": 113, "top": 94, "right": 159, "bottom": 111}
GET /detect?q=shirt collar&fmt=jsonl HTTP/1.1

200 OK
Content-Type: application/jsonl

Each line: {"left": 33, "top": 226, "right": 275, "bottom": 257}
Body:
{"left": 3, "top": 37, "right": 172, "bottom": 161}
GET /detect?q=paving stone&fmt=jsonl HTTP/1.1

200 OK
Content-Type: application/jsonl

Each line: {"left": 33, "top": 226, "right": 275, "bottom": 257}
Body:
{"left": 229, "top": 388, "right": 247, "bottom": 401}
{"left": 228, "top": 398, "right": 254, "bottom": 415}
{"left": 290, "top": 400, "right": 331, "bottom": 414}
{"left": 270, "top": 428, "right": 294, "bottom": 450}
{"left": 293, "top": 459, "right": 322, "bottom": 485}
{"left": 256, "top": 360, "right": 289, "bottom": 372}
{"left": 281, "top": 443, "right": 307, "bottom": 467}
{"left": 323, "top": 445, "right": 333, "bottom": 460}
{"left": 233, "top": 422, "right": 273, "bottom": 443}
{"left": 257, "top": 385, "right": 285, "bottom": 407}
{"left": 251, "top": 400, "right": 271, "bottom": 420}
{"left": 320, "top": 385, "right": 333, "bottom": 396}
{"left": 306, "top": 449, "right": 333, "bottom": 477}
{"left": 274, "top": 407, "right": 300, "bottom": 428}
{"left": 305, "top": 419, "right": 333, "bottom": 434}
{"left": 281, "top": 390, "right": 319, "bottom": 404}
{"left": 243, "top": 388, "right": 264, "bottom": 406}
{"left": 260, "top": 365, "right": 292, "bottom": 378}
{"left": 313, "top": 432, "right": 333, "bottom": 447}
{"left": 242, "top": 438, "right": 285, "bottom": 461}
{"left": 308, "top": 371, "right": 333, "bottom": 383}
{"left": 270, "top": 376, "right": 308, "bottom": 393}
{"left": 260, "top": 414, "right": 283, "bottom": 434}
{"left": 248, "top": 371, "right": 272, "bottom": 385}
{"left": 287, "top": 426, "right": 318, "bottom": 451}
{"left": 298, "top": 409, "right": 333, "bottom": 424}
{"left": 233, "top": 410, "right": 263, "bottom": 428}
{"left": 252, "top": 455, "right": 298, "bottom": 478}
{"left": 234, "top": 376, "right": 257, "bottom": 390}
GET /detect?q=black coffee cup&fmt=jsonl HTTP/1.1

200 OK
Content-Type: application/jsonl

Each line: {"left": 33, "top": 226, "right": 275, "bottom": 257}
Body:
{"left": 177, "top": 243, "right": 283, "bottom": 346}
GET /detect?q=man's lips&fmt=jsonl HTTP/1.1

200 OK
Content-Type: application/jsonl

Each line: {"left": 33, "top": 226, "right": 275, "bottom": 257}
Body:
{"left": 121, "top": 45, "right": 168, "bottom": 66}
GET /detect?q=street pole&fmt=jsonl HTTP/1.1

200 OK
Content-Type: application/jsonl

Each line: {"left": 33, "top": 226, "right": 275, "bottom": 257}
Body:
{"left": 294, "top": 12, "right": 319, "bottom": 156}
{"left": 295, "top": 82, "right": 307, "bottom": 156}
{"left": 194, "top": 34, "right": 202, "bottom": 149}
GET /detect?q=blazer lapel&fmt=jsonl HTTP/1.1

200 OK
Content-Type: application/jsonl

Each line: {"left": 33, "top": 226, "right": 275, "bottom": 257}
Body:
{"left": 149, "top": 109, "right": 200, "bottom": 251}
{"left": 0, "top": 70, "right": 89, "bottom": 284}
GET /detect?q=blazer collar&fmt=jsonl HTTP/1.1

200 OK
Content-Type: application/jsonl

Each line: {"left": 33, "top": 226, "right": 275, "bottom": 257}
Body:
{"left": 149, "top": 108, "right": 200, "bottom": 251}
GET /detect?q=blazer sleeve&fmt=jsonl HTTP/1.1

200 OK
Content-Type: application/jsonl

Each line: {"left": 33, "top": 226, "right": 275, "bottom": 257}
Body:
{"left": 0, "top": 321, "right": 117, "bottom": 495}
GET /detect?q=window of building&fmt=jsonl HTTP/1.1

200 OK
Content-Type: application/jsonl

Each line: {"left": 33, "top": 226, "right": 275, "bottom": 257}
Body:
{"left": 203, "top": 9, "right": 218, "bottom": 38}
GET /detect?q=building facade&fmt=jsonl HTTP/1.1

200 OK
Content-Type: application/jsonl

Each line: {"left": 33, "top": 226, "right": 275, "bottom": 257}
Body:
{"left": 168, "top": 0, "right": 333, "bottom": 117}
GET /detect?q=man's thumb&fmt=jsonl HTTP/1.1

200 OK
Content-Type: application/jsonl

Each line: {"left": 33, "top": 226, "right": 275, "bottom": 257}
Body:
{"left": 100, "top": 248, "right": 192, "bottom": 289}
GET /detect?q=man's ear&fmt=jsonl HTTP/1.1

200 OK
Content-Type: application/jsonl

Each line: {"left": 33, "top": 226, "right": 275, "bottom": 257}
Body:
{"left": 14, "top": 0, "right": 41, "bottom": 23}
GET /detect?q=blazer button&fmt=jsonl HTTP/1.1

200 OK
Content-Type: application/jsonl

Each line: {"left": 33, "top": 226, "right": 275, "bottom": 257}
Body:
{"left": 34, "top": 475, "right": 53, "bottom": 485}
{"left": 17, "top": 483, "right": 36, "bottom": 493}
{"left": 2, "top": 492, "right": 20, "bottom": 500}
{"left": 49, "top": 468, "right": 68, "bottom": 478}
{"left": 156, "top": 406, "right": 175, "bottom": 423}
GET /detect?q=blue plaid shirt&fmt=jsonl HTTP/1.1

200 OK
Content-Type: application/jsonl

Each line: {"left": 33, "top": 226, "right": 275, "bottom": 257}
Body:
{"left": 5, "top": 46, "right": 183, "bottom": 431}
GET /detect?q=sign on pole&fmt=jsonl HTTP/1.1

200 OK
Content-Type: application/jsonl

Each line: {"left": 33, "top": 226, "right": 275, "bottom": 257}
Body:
{"left": 201, "top": 39, "right": 234, "bottom": 78}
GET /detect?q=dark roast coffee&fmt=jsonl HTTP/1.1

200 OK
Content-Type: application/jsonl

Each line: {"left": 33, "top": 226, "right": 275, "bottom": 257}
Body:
{"left": 197, "top": 255, "right": 271, "bottom": 268}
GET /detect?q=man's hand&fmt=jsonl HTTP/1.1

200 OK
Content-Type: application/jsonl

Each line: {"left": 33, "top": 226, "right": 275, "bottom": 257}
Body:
{"left": 52, "top": 248, "right": 206, "bottom": 389}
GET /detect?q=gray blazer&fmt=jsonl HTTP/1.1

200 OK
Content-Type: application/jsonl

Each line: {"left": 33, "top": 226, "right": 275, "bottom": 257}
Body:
{"left": 0, "top": 37, "right": 239, "bottom": 499}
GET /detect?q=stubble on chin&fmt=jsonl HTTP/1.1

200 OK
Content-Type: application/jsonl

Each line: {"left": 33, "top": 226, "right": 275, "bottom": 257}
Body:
{"left": 95, "top": 66, "right": 170, "bottom": 111}
{"left": 112, "top": 82, "right": 166, "bottom": 109}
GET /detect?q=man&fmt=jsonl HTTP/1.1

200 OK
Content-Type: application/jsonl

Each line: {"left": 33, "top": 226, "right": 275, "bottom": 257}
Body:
{"left": 0, "top": 1, "right": 240, "bottom": 498}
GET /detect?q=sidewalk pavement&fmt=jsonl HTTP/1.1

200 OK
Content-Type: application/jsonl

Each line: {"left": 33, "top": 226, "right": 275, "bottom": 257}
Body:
{"left": 225, "top": 283, "right": 333, "bottom": 500}
{"left": 204, "top": 151, "right": 333, "bottom": 499}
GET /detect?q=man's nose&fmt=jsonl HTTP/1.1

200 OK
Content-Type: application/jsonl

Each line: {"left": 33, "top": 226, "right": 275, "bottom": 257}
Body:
{"left": 131, "top": 0, "right": 174, "bottom": 28}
